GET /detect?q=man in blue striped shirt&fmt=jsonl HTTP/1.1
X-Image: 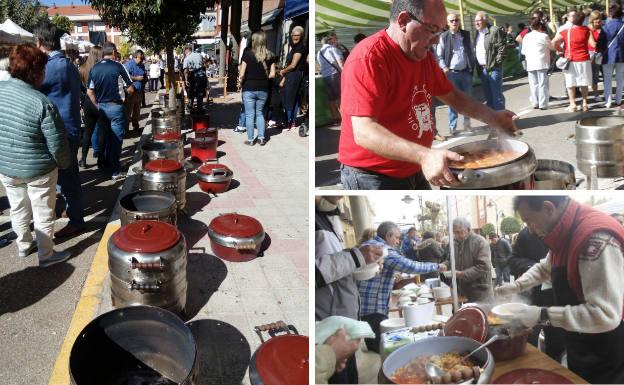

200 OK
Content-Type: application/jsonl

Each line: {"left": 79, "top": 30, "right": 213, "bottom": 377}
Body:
{"left": 358, "top": 221, "right": 446, "bottom": 353}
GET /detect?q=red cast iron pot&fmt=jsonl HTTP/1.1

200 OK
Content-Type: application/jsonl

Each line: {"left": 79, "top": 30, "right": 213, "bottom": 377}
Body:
{"left": 443, "top": 305, "right": 531, "bottom": 362}
{"left": 207, "top": 213, "right": 265, "bottom": 262}
{"left": 249, "top": 321, "right": 309, "bottom": 385}
{"left": 154, "top": 131, "right": 183, "bottom": 144}
{"left": 196, "top": 163, "right": 233, "bottom": 194}
{"left": 191, "top": 111, "right": 210, "bottom": 132}
{"left": 190, "top": 137, "right": 217, "bottom": 163}
{"left": 195, "top": 127, "right": 218, "bottom": 141}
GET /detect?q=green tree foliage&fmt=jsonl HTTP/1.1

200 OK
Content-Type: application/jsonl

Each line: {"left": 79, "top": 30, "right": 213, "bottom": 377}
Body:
{"left": 481, "top": 223, "right": 496, "bottom": 237}
{"left": 117, "top": 38, "right": 133, "bottom": 61}
{"left": 87, "top": 0, "right": 214, "bottom": 106}
{"left": 500, "top": 216, "right": 523, "bottom": 236}
{"left": 0, "top": 0, "right": 49, "bottom": 32}
{"left": 50, "top": 14, "right": 74, "bottom": 35}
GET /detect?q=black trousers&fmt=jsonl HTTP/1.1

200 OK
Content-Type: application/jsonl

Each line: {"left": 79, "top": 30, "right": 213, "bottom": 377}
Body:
{"left": 361, "top": 312, "right": 387, "bottom": 353}
{"left": 81, "top": 98, "right": 99, "bottom": 161}
{"left": 328, "top": 352, "right": 358, "bottom": 384}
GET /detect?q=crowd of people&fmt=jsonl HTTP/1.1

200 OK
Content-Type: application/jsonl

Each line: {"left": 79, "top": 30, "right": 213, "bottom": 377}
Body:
{"left": 315, "top": 195, "right": 624, "bottom": 384}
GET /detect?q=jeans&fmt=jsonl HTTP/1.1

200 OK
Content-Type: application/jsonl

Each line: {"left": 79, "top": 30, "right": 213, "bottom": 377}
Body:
{"left": 242, "top": 90, "right": 268, "bottom": 141}
{"left": 447, "top": 70, "right": 473, "bottom": 131}
{"left": 527, "top": 69, "right": 549, "bottom": 108}
{"left": 340, "top": 165, "right": 431, "bottom": 190}
{"left": 238, "top": 105, "right": 246, "bottom": 128}
{"left": 98, "top": 102, "right": 126, "bottom": 175}
{"left": 82, "top": 98, "right": 99, "bottom": 160}
{"left": 0, "top": 169, "right": 58, "bottom": 260}
{"left": 495, "top": 264, "right": 511, "bottom": 286}
{"left": 57, "top": 138, "right": 85, "bottom": 227}
{"left": 602, "top": 62, "right": 624, "bottom": 105}
{"left": 149, "top": 78, "right": 159, "bottom": 92}
{"left": 479, "top": 67, "right": 505, "bottom": 110}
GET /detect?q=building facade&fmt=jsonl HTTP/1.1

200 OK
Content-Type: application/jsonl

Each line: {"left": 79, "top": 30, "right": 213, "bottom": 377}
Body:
{"left": 45, "top": 4, "right": 123, "bottom": 45}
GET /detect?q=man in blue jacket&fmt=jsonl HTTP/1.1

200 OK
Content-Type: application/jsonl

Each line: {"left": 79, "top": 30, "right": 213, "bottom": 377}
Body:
{"left": 124, "top": 50, "right": 146, "bottom": 132}
{"left": 34, "top": 20, "right": 85, "bottom": 238}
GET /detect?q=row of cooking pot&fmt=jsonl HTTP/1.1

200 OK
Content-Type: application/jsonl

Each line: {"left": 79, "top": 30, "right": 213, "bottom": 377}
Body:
{"left": 69, "top": 305, "right": 308, "bottom": 385}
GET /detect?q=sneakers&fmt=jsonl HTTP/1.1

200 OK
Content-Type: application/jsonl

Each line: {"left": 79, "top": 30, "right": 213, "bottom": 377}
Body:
{"left": 111, "top": 172, "right": 127, "bottom": 181}
{"left": 258, "top": 138, "right": 267, "bottom": 146}
{"left": 18, "top": 241, "right": 37, "bottom": 257}
{"left": 39, "top": 250, "right": 71, "bottom": 268}
{"left": 244, "top": 140, "right": 255, "bottom": 146}
{"left": 78, "top": 159, "right": 87, "bottom": 168}
{"left": 234, "top": 126, "right": 246, "bottom": 133}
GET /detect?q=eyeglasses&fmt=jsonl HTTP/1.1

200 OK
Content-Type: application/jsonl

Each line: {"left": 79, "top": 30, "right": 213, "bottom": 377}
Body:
{"left": 448, "top": 19, "right": 459, "bottom": 23}
{"left": 407, "top": 12, "right": 443, "bottom": 36}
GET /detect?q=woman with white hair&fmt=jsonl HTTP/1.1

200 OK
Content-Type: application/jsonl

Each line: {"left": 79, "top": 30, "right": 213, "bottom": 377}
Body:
{"left": 238, "top": 30, "right": 276, "bottom": 146}
{"left": 279, "top": 25, "right": 306, "bottom": 130}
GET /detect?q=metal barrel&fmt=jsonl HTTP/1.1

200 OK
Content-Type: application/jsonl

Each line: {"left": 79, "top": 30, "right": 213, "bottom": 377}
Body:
{"left": 576, "top": 116, "right": 624, "bottom": 178}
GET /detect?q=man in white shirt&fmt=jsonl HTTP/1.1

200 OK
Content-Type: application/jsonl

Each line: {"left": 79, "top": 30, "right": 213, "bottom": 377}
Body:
{"left": 317, "top": 32, "right": 344, "bottom": 122}
{"left": 473, "top": 12, "right": 507, "bottom": 111}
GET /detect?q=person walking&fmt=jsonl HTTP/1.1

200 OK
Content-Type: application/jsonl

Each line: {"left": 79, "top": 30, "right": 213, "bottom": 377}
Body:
{"left": 489, "top": 232, "right": 512, "bottom": 286}
{"left": 149, "top": 59, "right": 160, "bottom": 92}
{"left": 598, "top": 3, "right": 624, "bottom": 108}
{"left": 474, "top": 11, "right": 507, "bottom": 111}
{"left": 34, "top": 20, "right": 86, "bottom": 238}
{"left": 552, "top": 11, "right": 594, "bottom": 112}
{"left": 124, "top": 50, "right": 146, "bottom": 132}
{"left": 437, "top": 12, "right": 475, "bottom": 134}
{"left": 238, "top": 30, "right": 276, "bottom": 146}
{"left": 183, "top": 46, "right": 208, "bottom": 111}
{"left": 317, "top": 32, "right": 344, "bottom": 123}
{"left": 587, "top": 10, "right": 604, "bottom": 102}
{"left": 78, "top": 45, "right": 103, "bottom": 169}
{"left": 279, "top": 26, "right": 306, "bottom": 130}
{"left": 522, "top": 18, "right": 554, "bottom": 109}
{"left": 86, "top": 42, "right": 135, "bottom": 180}
{"left": 0, "top": 44, "right": 72, "bottom": 267}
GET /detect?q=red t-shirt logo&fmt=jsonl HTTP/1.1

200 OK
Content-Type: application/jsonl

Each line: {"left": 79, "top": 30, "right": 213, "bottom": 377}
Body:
{"left": 409, "top": 85, "right": 433, "bottom": 139}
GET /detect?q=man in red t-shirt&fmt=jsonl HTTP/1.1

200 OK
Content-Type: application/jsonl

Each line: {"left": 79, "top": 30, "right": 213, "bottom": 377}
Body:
{"left": 338, "top": 0, "right": 517, "bottom": 190}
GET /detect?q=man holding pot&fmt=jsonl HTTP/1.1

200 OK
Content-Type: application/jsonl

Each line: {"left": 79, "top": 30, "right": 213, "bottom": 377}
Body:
{"left": 338, "top": 0, "right": 517, "bottom": 190}
{"left": 497, "top": 196, "right": 624, "bottom": 384}
{"left": 315, "top": 196, "right": 384, "bottom": 384}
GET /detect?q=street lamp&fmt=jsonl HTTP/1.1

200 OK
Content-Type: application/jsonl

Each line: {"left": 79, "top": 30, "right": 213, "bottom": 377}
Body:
{"left": 487, "top": 200, "right": 499, "bottom": 235}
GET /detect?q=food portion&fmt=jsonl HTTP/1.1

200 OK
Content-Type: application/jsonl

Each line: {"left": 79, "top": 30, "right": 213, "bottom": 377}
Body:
{"left": 487, "top": 314, "right": 507, "bottom": 326}
{"left": 448, "top": 150, "right": 523, "bottom": 169}
{"left": 390, "top": 352, "right": 480, "bottom": 384}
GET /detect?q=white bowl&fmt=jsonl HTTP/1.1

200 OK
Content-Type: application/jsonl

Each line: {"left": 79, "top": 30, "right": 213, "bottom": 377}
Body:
{"left": 492, "top": 302, "right": 529, "bottom": 320}
{"left": 432, "top": 286, "right": 451, "bottom": 300}
{"left": 380, "top": 318, "right": 406, "bottom": 334}
{"left": 353, "top": 263, "right": 380, "bottom": 281}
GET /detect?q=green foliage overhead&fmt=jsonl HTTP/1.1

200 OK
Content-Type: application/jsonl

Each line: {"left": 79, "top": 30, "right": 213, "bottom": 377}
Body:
{"left": 50, "top": 14, "right": 74, "bottom": 35}
{"left": 0, "top": 0, "right": 49, "bottom": 32}
{"left": 481, "top": 223, "right": 496, "bottom": 237}
{"left": 500, "top": 216, "right": 523, "bottom": 235}
{"left": 86, "top": 0, "right": 214, "bottom": 52}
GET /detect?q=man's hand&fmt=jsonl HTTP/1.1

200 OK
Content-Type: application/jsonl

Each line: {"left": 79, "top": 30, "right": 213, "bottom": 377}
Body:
{"left": 127, "top": 85, "right": 135, "bottom": 95}
{"left": 359, "top": 244, "right": 384, "bottom": 265}
{"left": 438, "top": 263, "right": 447, "bottom": 272}
{"left": 515, "top": 305, "right": 542, "bottom": 328}
{"left": 442, "top": 67, "right": 449, "bottom": 74}
{"left": 420, "top": 149, "right": 463, "bottom": 187}
{"left": 185, "top": 80, "right": 190, "bottom": 87}
{"left": 487, "top": 110, "right": 518, "bottom": 135}
{"left": 455, "top": 270, "right": 463, "bottom": 279}
{"left": 495, "top": 282, "right": 521, "bottom": 297}
{"left": 324, "top": 329, "right": 360, "bottom": 373}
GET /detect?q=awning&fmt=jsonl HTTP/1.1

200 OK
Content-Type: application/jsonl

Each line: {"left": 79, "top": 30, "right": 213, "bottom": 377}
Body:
{"left": 195, "top": 38, "right": 220, "bottom": 45}
{"left": 241, "top": 8, "right": 283, "bottom": 33}
{"left": 0, "top": 18, "right": 34, "bottom": 42}
{"left": 285, "top": 0, "right": 308, "bottom": 20}
{"left": 316, "top": 0, "right": 591, "bottom": 31}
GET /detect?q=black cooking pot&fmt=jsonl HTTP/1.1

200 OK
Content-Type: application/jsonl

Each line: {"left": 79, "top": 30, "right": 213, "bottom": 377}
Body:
{"left": 69, "top": 306, "right": 197, "bottom": 385}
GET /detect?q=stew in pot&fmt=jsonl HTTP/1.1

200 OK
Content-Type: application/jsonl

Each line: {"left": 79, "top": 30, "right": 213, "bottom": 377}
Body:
{"left": 448, "top": 150, "right": 523, "bottom": 169}
{"left": 390, "top": 352, "right": 480, "bottom": 384}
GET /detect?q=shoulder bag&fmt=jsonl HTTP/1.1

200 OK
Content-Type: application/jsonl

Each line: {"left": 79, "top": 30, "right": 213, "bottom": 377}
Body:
{"left": 556, "top": 27, "right": 571, "bottom": 70}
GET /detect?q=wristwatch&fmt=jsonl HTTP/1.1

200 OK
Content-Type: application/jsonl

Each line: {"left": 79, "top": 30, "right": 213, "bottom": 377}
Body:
{"left": 539, "top": 307, "right": 551, "bottom": 326}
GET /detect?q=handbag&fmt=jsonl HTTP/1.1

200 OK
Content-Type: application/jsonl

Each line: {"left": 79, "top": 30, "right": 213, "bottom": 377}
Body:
{"left": 556, "top": 27, "right": 571, "bottom": 70}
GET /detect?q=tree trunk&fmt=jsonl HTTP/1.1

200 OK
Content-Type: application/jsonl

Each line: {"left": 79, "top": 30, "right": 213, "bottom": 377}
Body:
{"left": 165, "top": 40, "right": 177, "bottom": 110}
{"left": 219, "top": 1, "right": 230, "bottom": 87}
{"left": 227, "top": 0, "right": 242, "bottom": 92}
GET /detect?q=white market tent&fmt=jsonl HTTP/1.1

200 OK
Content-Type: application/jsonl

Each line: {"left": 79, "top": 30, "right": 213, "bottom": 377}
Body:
{"left": 0, "top": 19, "right": 34, "bottom": 42}
{"left": 316, "top": 0, "right": 603, "bottom": 32}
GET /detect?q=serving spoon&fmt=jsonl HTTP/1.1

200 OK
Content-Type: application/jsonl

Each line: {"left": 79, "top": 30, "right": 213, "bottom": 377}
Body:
{"left": 461, "top": 334, "right": 507, "bottom": 364}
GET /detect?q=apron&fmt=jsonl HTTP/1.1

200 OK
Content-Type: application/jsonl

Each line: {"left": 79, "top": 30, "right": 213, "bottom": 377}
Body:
{"left": 552, "top": 206, "right": 624, "bottom": 384}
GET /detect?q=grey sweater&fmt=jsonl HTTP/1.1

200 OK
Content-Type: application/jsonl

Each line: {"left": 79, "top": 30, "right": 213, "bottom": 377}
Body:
{"left": 0, "top": 78, "right": 70, "bottom": 178}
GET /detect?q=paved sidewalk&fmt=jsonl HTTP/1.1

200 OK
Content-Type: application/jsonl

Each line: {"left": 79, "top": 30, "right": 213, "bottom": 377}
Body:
{"left": 48, "top": 89, "right": 309, "bottom": 385}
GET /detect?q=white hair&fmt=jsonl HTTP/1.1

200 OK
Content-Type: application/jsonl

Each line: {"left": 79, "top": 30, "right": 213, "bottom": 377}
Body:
{"left": 475, "top": 11, "right": 489, "bottom": 20}
{"left": 453, "top": 217, "right": 471, "bottom": 230}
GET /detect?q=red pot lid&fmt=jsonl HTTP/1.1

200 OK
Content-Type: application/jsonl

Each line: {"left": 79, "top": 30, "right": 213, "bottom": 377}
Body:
{"left": 443, "top": 306, "right": 488, "bottom": 343}
{"left": 145, "top": 159, "right": 183, "bottom": 173}
{"left": 154, "top": 131, "right": 181, "bottom": 141}
{"left": 256, "top": 335, "right": 309, "bottom": 385}
{"left": 198, "top": 163, "right": 231, "bottom": 175}
{"left": 209, "top": 213, "right": 263, "bottom": 238}
{"left": 191, "top": 137, "right": 216, "bottom": 144}
{"left": 493, "top": 369, "right": 574, "bottom": 384}
{"left": 112, "top": 221, "right": 180, "bottom": 253}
